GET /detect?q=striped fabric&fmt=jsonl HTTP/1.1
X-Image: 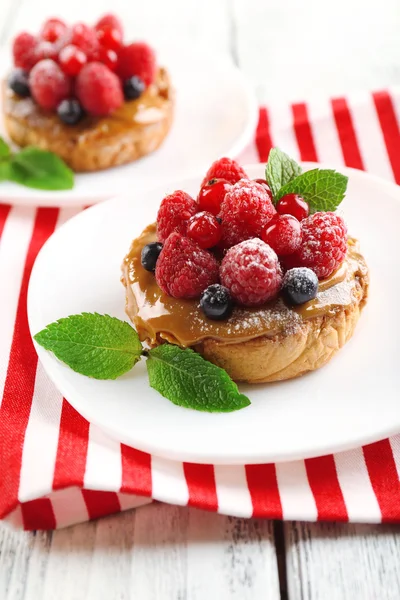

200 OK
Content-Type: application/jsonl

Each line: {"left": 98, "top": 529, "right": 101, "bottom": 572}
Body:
{"left": 1, "top": 89, "right": 400, "bottom": 530}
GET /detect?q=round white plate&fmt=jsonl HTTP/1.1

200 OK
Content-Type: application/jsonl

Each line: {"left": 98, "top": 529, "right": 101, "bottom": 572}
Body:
{"left": 0, "top": 47, "right": 257, "bottom": 207}
{"left": 28, "top": 164, "right": 400, "bottom": 464}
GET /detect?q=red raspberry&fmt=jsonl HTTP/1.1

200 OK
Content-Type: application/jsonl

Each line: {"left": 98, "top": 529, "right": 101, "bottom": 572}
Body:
{"left": 95, "top": 14, "right": 124, "bottom": 38}
{"left": 59, "top": 45, "right": 87, "bottom": 76}
{"left": 29, "top": 59, "right": 71, "bottom": 110}
{"left": 40, "top": 18, "right": 67, "bottom": 43}
{"left": 96, "top": 27, "right": 122, "bottom": 52}
{"left": 277, "top": 194, "right": 309, "bottom": 221}
{"left": 197, "top": 178, "right": 232, "bottom": 216}
{"left": 95, "top": 47, "right": 118, "bottom": 71}
{"left": 155, "top": 233, "right": 219, "bottom": 299}
{"left": 262, "top": 214, "right": 302, "bottom": 256}
{"left": 156, "top": 190, "right": 197, "bottom": 243}
{"left": 201, "top": 157, "right": 248, "bottom": 187}
{"left": 117, "top": 42, "right": 156, "bottom": 86}
{"left": 75, "top": 62, "right": 123, "bottom": 116}
{"left": 253, "top": 178, "right": 273, "bottom": 202}
{"left": 60, "top": 23, "right": 99, "bottom": 60}
{"left": 219, "top": 180, "right": 276, "bottom": 249}
{"left": 293, "top": 212, "right": 347, "bottom": 279}
{"left": 13, "top": 32, "right": 37, "bottom": 71}
{"left": 187, "top": 212, "right": 222, "bottom": 249}
{"left": 220, "top": 238, "right": 282, "bottom": 307}
{"left": 33, "top": 41, "right": 58, "bottom": 64}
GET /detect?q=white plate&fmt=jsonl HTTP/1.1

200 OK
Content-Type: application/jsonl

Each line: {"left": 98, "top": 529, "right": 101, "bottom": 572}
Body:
{"left": 28, "top": 164, "right": 400, "bottom": 464}
{"left": 0, "top": 47, "right": 257, "bottom": 207}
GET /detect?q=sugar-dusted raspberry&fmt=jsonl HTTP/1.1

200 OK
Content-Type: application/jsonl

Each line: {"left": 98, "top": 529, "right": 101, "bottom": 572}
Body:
{"left": 117, "top": 42, "right": 156, "bottom": 86}
{"left": 293, "top": 212, "right": 347, "bottom": 279}
{"left": 95, "top": 14, "right": 124, "bottom": 38}
{"left": 13, "top": 32, "right": 37, "bottom": 71}
{"left": 60, "top": 23, "right": 99, "bottom": 60}
{"left": 32, "top": 41, "right": 58, "bottom": 64}
{"left": 155, "top": 233, "right": 219, "bottom": 299}
{"left": 29, "top": 59, "right": 71, "bottom": 110}
{"left": 156, "top": 190, "right": 198, "bottom": 243}
{"left": 219, "top": 180, "right": 276, "bottom": 249}
{"left": 75, "top": 62, "right": 123, "bottom": 116}
{"left": 220, "top": 238, "right": 282, "bottom": 307}
{"left": 40, "top": 18, "right": 67, "bottom": 43}
{"left": 201, "top": 157, "right": 248, "bottom": 187}
{"left": 262, "top": 214, "right": 302, "bottom": 256}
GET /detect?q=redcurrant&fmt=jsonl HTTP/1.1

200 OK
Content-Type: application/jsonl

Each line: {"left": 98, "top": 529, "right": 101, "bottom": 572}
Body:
{"left": 40, "top": 18, "right": 67, "bottom": 43}
{"left": 197, "top": 178, "right": 232, "bottom": 216}
{"left": 96, "top": 26, "right": 122, "bottom": 52}
{"left": 277, "top": 193, "right": 309, "bottom": 221}
{"left": 262, "top": 214, "right": 302, "bottom": 256}
{"left": 96, "top": 46, "right": 118, "bottom": 71}
{"left": 59, "top": 44, "right": 87, "bottom": 76}
{"left": 187, "top": 211, "right": 222, "bottom": 249}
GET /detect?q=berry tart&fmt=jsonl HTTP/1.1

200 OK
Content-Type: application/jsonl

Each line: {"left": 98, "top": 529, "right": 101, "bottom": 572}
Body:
{"left": 121, "top": 150, "right": 369, "bottom": 383}
{"left": 2, "top": 15, "right": 174, "bottom": 172}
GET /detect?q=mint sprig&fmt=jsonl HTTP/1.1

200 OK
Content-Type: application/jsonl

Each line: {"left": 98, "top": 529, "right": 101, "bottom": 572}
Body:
{"left": 265, "top": 147, "right": 302, "bottom": 202}
{"left": 0, "top": 136, "right": 74, "bottom": 191}
{"left": 34, "top": 313, "right": 250, "bottom": 413}
{"left": 276, "top": 169, "right": 348, "bottom": 213}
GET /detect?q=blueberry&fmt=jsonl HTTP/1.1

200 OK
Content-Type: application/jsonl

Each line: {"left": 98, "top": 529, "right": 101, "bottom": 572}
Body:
{"left": 57, "top": 99, "right": 85, "bottom": 126}
{"left": 123, "top": 76, "right": 145, "bottom": 100}
{"left": 200, "top": 284, "right": 233, "bottom": 321}
{"left": 141, "top": 242, "right": 163, "bottom": 273}
{"left": 282, "top": 267, "right": 318, "bottom": 305}
{"left": 8, "top": 68, "right": 30, "bottom": 97}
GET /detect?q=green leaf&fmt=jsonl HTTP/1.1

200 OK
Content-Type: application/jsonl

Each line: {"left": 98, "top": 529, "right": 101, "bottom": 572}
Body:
{"left": 9, "top": 147, "right": 74, "bottom": 190}
{"left": 34, "top": 313, "right": 143, "bottom": 380}
{"left": 276, "top": 169, "right": 348, "bottom": 213}
{"left": 146, "top": 345, "right": 250, "bottom": 412}
{"left": 265, "top": 147, "right": 302, "bottom": 202}
{"left": 0, "top": 137, "right": 11, "bottom": 160}
{"left": 0, "top": 161, "right": 11, "bottom": 182}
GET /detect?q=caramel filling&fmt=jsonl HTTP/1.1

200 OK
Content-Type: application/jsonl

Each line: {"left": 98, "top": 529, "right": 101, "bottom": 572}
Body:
{"left": 121, "top": 223, "right": 368, "bottom": 347}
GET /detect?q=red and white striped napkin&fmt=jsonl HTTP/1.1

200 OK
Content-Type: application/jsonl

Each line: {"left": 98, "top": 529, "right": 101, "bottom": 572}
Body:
{"left": 1, "top": 89, "right": 400, "bottom": 530}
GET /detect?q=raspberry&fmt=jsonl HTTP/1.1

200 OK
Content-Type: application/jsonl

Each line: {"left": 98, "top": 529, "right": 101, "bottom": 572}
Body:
{"left": 156, "top": 190, "right": 197, "bottom": 243}
{"left": 277, "top": 194, "right": 309, "bottom": 221}
{"left": 95, "top": 14, "right": 124, "bottom": 38}
{"left": 262, "top": 214, "right": 302, "bottom": 256}
{"left": 197, "top": 178, "right": 232, "bottom": 216}
{"left": 13, "top": 32, "right": 37, "bottom": 71}
{"left": 96, "top": 27, "right": 122, "bottom": 52}
{"left": 201, "top": 157, "right": 248, "bottom": 187}
{"left": 220, "top": 239, "right": 282, "bottom": 307}
{"left": 40, "top": 18, "right": 67, "bottom": 43}
{"left": 155, "top": 233, "right": 219, "bottom": 299}
{"left": 219, "top": 180, "right": 276, "bottom": 248}
{"left": 253, "top": 178, "right": 273, "bottom": 202}
{"left": 75, "top": 62, "right": 123, "bottom": 116}
{"left": 33, "top": 41, "right": 58, "bottom": 64}
{"left": 117, "top": 42, "right": 156, "bottom": 86}
{"left": 60, "top": 23, "right": 99, "bottom": 60}
{"left": 29, "top": 59, "right": 71, "bottom": 110}
{"left": 58, "top": 44, "right": 87, "bottom": 76}
{"left": 293, "top": 212, "right": 347, "bottom": 279}
{"left": 187, "top": 211, "right": 222, "bottom": 249}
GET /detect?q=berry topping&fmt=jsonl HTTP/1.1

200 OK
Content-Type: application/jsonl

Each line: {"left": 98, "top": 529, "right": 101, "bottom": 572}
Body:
{"left": 197, "top": 178, "right": 232, "bottom": 216}
{"left": 282, "top": 268, "right": 318, "bottom": 305}
{"left": 8, "top": 69, "right": 30, "bottom": 97}
{"left": 277, "top": 193, "right": 309, "bottom": 221}
{"left": 40, "top": 18, "right": 67, "bottom": 43}
{"left": 75, "top": 62, "right": 123, "bottom": 116}
{"left": 96, "top": 26, "right": 122, "bottom": 52}
{"left": 58, "top": 44, "right": 87, "bottom": 76}
{"left": 57, "top": 98, "right": 84, "bottom": 125}
{"left": 61, "top": 23, "right": 99, "bottom": 60}
{"left": 156, "top": 190, "right": 198, "bottom": 243}
{"left": 13, "top": 32, "right": 37, "bottom": 71}
{"left": 141, "top": 242, "right": 163, "bottom": 273}
{"left": 200, "top": 284, "right": 233, "bottom": 321}
{"left": 95, "top": 14, "right": 123, "bottom": 38}
{"left": 32, "top": 41, "right": 58, "bottom": 64}
{"left": 96, "top": 47, "right": 118, "bottom": 71}
{"left": 201, "top": 157, "right": 248, "bottom": 187}
{"left": 155, "top": 233, "right": 219, "bottom": 299}
{"left": 220, "top": 238, "right": 282, "bottom": 307}
{"left": 253, "top": 178, "right": 273, "bottom": 201}
{"left": 117, "top": 42, "right": 156, "bottom": 86}
{"left": 294, "top": 212, "right": 347, "bottom": 279}
{"left": 123, "top": 76, "right": 145, "bottom": 100}
{"left": 29, "top": 59, "right": 71, "bottom": 110}
{"left": 187, "top": 211, "right": 222, "bottom": 249}
{"left": 262, "top": 214, "right": 302, "bottom": 256}
{"left": 219, "top": 180, "right": 276, "bottom": 249}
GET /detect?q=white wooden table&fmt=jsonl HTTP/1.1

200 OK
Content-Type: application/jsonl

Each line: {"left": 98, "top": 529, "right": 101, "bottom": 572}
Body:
{"left": 1, "top": 1, "right": 400, "bottom": 598}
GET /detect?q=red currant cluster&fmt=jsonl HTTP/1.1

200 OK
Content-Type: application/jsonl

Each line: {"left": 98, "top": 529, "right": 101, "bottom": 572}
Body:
{"left": 9, "top": 15, "right": 156, "bottom": 124}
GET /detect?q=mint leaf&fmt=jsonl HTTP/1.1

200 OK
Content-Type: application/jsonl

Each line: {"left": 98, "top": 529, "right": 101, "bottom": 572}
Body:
{"left": 0, "top": 161, "right": 11, "bottom": 182}
{"left": 276, "top": 169, "right": 348, "bottom": 213}
{"left": 34, "top": 313, "right": 143, "bottom": 380}
{"left": 265, "top": 148, "right": 302, "bottom": 202}
{"left": 9, "top": 147, "right": 74, "bottom": 191}
{"left": 146, "top": 345, "right": 250, "bottom": 412}
{"left": 0, "top": 137, "right": 11, "bottom": 160}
